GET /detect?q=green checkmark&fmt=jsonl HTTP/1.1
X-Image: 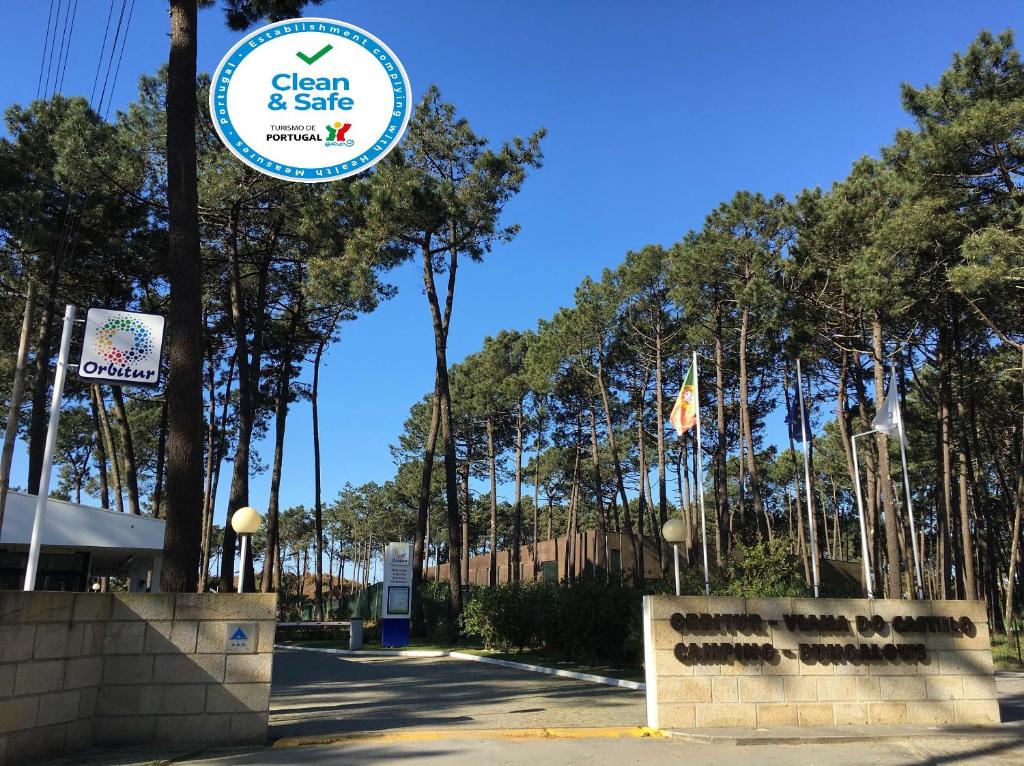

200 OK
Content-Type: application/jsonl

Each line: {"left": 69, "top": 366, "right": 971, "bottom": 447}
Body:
{"left": 296, "top": 44, "right": 333, "bottom": 65}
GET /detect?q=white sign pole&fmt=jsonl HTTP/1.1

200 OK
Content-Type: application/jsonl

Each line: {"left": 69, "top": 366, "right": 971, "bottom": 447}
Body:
{"left": 24, "top": 304, "right": 76, "bottom": 591}
{"left": 851, "top": 431, "right": 875, "bottom": 599}
{"left": 796, "top": 359, "right": 820, "bottom": 597}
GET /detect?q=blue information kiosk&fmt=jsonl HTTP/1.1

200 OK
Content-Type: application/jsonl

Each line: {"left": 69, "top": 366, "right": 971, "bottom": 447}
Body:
{"left": 381, "top": 542, "right": 412, "bottom": 647}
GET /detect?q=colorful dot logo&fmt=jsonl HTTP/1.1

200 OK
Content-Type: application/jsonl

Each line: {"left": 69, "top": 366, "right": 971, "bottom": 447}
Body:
{"left": 93, "top": 316, "right": 154, "bottom": 365}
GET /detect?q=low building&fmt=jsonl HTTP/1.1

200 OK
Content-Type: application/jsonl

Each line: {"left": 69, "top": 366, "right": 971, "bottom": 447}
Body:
{"left": 427, "top": 530, "right": 664, "bottom": 585}
{"left": 0, "top": 490, "right": 164, "bottom": 591}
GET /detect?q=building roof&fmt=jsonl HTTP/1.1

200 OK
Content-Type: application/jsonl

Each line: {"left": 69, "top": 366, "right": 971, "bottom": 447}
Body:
{"left": 0, "top": 491, "right": 165, "bottom": 555}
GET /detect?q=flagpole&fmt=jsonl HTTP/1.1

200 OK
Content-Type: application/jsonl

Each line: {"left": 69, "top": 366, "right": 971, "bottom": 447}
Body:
{"left": 796, "top": 359, "right": 820, "bottom": 597}
{"left": 893, "top": 367, "right": 924, "bottom": 599}
{"left": 693, "top": 351, "right": 710, "bottom": 596}
{"left": 851, "top": 430, "right": 875, "bottom": 599}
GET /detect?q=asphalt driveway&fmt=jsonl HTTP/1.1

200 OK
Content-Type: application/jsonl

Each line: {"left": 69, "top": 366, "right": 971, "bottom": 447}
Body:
{"left": 269, "top": 648, "right": 647, "bottom": 739}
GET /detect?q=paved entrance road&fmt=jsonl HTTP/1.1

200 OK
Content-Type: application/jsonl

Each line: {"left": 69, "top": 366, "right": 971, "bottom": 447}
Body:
{"left": 269, "top": 648, "right": 647, "bottom": 739}
{"left": 190, "top": 734, "right": 1024, "bottom": 766}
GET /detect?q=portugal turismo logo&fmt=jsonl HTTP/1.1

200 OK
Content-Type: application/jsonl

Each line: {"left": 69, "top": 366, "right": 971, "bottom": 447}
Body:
{"left": 209, "top": 18, "right": 411, "bottom": 182}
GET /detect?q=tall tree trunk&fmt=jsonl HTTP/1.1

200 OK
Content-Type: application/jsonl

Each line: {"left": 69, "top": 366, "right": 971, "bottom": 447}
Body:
{"left": 412, "top": 386, "right": 440, "bottom": 636}
{"left": 421, "top": 239, "right": 463, "bottom": 616}
{"left": 596, "top": 358, "right": 642, "bottom": 583}
{"left": 96, "top": 388, "right": 124, "bottom": 514}
{"left": 262, "top": 314, "right": 298, "bottom": 594}
{"left": 487, "top": 417, "right": 498, "bottom": 587}
{"left": 738, "top": 307, "right": 768, "bottom": 538}
{"left": 512, "top": 398, "right": 524, "bottom": 582}
{"left": 310, "top": 320, "right": 326, "bottom": 619}
{"left": 589, "top": 407, "right": 607, "bottom": 570}
{"left": 153, "top": 397, "right": 168, "bottom": 517}
{"left": 654, "top": 331, "right": 669, "bottom": 570}
{"left": 161, "top": 0, "right": 204, "bottom": 593}
{"left": 89, "top": 385, "right": 111, "bottom": 510}
{"left": 532, "top": 419, "right": 542, "bottom": 577}
{"left": 1003, "top": 348, "right": 1024, "bottom": 623}
{"left": 0, "top": 279, "right": 36, "bottom": 534}
{"left": 27, "top": 265, "right": 60, "bottom": 490}
{"left": 110, "top": 386, "right": 141, "bottom": 515}
{"left": 713, "top": 329, "right": 728, "bottom": 561}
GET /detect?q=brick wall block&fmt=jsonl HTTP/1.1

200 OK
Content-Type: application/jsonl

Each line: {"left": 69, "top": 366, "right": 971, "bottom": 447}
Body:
{"left": 0, "top": 625, "right": 36, "bottom": 663}
{"left": 225, "top": 654, "right": 273, "bottom": 684}
{"left": 6, "top": 722, "right": 65, "bottom": 764}
{"left": 96, "top": 685, "right": 139, "bottom": 717}
{"left": 14, "top": 659, "right": 65, "bottom": 695}
{"left": 139, "top": 684, "right": 207, "bottom": 716}
{"left": 64, "top": 656, "right": 102, "bottom": 690}
{"left": 102, "top": 621, "right": 146, "bottom": 655}
{"left": 145, "top": 620, "right": 199, "bottom": 654}
{"left": 72, "top": 594, "right": 112, "bottom": 622}
{"left": 34, "top": 623, "right": 84, "bottom": 660}
{"left": 112, "top": 594, "right": 175, "bottom": 622}
{"left": 695, "top": 702, "right": 757, "bottom": 728}
{"left": 0, "top": 665, "right": 14, "bottom": 698}
{"left": 36, "top": 691, "right": 81, "bottom": 727}
{"left": 230, "top": 712, "right": 269, "bottom": 744}
{"left": 206, "top": 683, "right": 271, "bottom": 714}
{"left": 93, "top": 716, "right": 156, "bottom": 746}
{"left": 153, "top": 653, "right": 226, "bottom": 685}
{"left": 756, "top": 703, "right": 799, "bottom": 726}
{"left": 797, "top": 702, "right": 834, "bottom": 726}
{"left": 102, "top": 655, "right": 153, "bottom": 685}
{"left": 0, "top": 696, "right": 39, "bottom": 735}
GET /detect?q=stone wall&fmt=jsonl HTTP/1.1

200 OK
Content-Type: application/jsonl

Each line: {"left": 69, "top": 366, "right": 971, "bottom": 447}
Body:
{"left": 643, "top": 596, "right": 998, "bottom": 729}
{"left": 0, "top": 592, "right": 276, "bottom": 765}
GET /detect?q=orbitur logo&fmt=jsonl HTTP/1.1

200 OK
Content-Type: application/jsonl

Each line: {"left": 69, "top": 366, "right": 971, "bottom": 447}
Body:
{"left": 79, "top": 309, "right": 165, "bottom": 387}
{"left": 209, "top": 18, "right": 411, "bottom": 182}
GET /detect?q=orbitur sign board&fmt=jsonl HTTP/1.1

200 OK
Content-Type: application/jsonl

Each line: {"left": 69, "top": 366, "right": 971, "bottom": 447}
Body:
{"left": 643, "top": 596, "right": 999, "bottom": 729}
{"left": 78, "top": 308, "right": 165, "bottom": 387}
{"left": 209, "top": 17, "right": 411, "bottom": 182}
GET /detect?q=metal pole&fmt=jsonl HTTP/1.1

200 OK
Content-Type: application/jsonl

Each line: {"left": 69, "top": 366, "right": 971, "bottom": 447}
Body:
{"left": 693, "top": 352, "right": 710, "bottom": 596}
{"left": 851, "top": 431, "right": 874, "bottom": 599}
{"left": 897, "top": 413, "right": 925, "bottom": 599}
{"left": 24, "top": 304, "right": 76, "bottom": 591}
{"left": 796, "top": 360, "right": 820, "bottom": 597}
{"left": 237, "top": 534, "right": 249, "bottom": 594}
{"left": 673, "top": 543, "right": 680, "bottom": 596}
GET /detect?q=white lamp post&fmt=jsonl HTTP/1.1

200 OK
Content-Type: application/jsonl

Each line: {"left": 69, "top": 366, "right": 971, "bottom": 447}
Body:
{"left": 231, "top": 506, "right": 261, "bottom": 594}
{"left": 662, "top": 518, "right": 686, "bottom": 596}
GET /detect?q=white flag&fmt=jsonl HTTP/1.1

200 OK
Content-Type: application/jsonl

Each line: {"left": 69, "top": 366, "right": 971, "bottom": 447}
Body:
{"left": 872, "top": 369, "right": 902, "bottom": 437}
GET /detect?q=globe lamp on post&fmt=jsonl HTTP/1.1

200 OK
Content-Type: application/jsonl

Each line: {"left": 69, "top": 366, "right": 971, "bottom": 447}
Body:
{"left": 662, "top": 518, "right": 686, "bottom": 596}
{"left": 231, "top": 506, "right": 261, "bottom": 594}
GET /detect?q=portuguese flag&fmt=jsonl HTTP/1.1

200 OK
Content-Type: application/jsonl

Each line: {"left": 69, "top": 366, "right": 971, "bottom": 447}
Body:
{"left": 670, "top": 363, "right": 698, "bottom": 436}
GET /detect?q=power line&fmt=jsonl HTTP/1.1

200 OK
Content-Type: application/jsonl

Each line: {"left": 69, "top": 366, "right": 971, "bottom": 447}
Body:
{"left": 55, "top": 0, "right": 80, "bottom": 96}
{"left": 41, "top": 0, "right": 66, "bottom": 98}
{"left": 36, "top": 0, "right": 58, "bottom": 99}
{"left": 96, "top": 0, "right": 129, "bottom": 115}
{"left": 90, "top": 0, "right": 118, "bottom": 108}
{"left": 103, "top": 0, "right": 136, "bottom": 118}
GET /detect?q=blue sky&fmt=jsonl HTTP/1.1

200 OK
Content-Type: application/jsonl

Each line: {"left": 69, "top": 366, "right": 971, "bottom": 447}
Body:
{"left": 3, "top": 1, "right": 1023, "bottom": 525}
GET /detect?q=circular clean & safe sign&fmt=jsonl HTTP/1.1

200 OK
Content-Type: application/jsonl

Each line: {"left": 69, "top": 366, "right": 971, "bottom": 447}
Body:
{"left": 209, "top": 18, "right": 411, "bottom": 182}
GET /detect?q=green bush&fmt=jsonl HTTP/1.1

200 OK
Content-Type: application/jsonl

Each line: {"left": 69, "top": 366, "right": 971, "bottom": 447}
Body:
{"left": 717, "top": 539, "right": 810, "bottom": 598}
{"left": 458, "top": 575, "right": 643, "bottom": 667}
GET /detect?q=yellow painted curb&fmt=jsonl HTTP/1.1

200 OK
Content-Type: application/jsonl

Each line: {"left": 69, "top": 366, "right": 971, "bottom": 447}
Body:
{"left": 273, "top": 726, "right": 666, "bottom": 749}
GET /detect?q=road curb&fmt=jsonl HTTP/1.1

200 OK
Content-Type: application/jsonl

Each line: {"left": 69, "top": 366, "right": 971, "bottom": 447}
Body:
{"left": 447, "top": 651, "right": 646, "bottom": 690}
{"left": 276, "top": 644, "right": 448, "bottom": 658}
{"left": 272, "top": 726, "right": 665, "bottom": 749}
{"left": 275, "top": 644, "right": 646, "bottom": 690}
{"left": 663, "top": 723, "right": 1024, "bottom": 746}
